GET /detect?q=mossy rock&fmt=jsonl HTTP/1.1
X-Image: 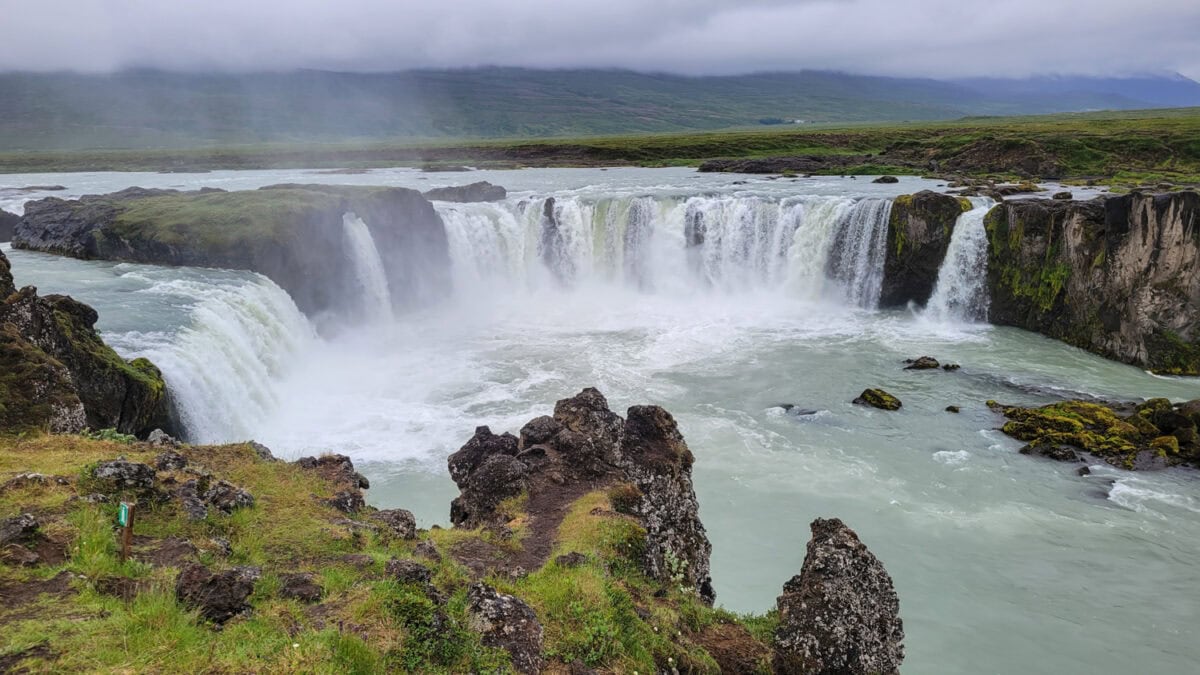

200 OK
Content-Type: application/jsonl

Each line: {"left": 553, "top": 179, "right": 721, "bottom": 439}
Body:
{"left": 853, "top": 388, "right": 902, "bottom": 411}
{"left": 996, "top": 399, "right": 1199, "bottom": 470}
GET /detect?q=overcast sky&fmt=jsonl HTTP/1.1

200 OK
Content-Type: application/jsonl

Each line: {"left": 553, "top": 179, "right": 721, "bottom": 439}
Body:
{"left": 3, "top": 0, "right": 1198, "bottom": 79}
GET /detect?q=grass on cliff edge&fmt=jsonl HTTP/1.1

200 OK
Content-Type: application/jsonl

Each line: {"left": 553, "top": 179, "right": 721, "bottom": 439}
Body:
{"left": 0, "top": 434, "right": 775, "bottom": 673}
{"left": 1, "top": 107, "right": 1199, "bottom": 186}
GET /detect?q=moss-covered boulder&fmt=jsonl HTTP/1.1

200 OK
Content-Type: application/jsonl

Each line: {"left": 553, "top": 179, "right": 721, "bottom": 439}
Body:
{"left": 880, "top": 191, "right": 970, "bottom": 307}
{"left": 853, "top": 388, "right": 902, "bottom": 411}
{"left": 986, "top": 191, "right": 1200, "bottom": 375}
{"left": 0, "top": 249, "right": 168, "bottom": 436}
{"left": 994, "top": 398, "right": 1200, "bottom": 470}
{"left": 13, "top": 185, "right": 451, "bottom": 317}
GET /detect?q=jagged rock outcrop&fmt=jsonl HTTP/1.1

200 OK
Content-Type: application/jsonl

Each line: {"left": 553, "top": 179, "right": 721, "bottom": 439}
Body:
{"left": 986, "top": 191, "right": 1200, "bottom": 374}
{"left": 774, "top": 518, "right": 904, "bottom": 675}
{"left": 0, "top": 249, "right": 169, "bottom": 436}
{"left": 0, "top": 209, "right": 19, "bottom": 242}
{"left": 880, "top": 191, "right": 969, "bottom": 307}
{"left": 423, "top": 181, "right": 507, "bottom": 203}
{"left": 447, "top": 387, "right": 715, "bottom": 603}
{"left": 13, "top": 184, "right": 451, "bottom": 317}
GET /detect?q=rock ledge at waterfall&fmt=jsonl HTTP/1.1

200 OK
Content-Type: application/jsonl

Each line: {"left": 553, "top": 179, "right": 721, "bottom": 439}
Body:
{"left": 0, "top": 389, "right": 904, "bottom": 674}
{"left": 12, "top": 185, "right": 451, "bottom": 317}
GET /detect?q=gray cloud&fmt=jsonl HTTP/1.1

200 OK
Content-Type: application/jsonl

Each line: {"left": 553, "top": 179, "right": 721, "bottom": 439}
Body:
{"left": 3, "top": 0, "right": 1198, "bottom": 78}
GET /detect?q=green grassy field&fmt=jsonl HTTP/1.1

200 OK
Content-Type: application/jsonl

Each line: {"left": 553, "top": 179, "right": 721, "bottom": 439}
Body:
{"left": 2, "top": 108, "right": 1199, "bottom": 186}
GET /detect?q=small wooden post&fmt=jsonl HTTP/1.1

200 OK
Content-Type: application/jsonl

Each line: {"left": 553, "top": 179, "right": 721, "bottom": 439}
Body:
{"left": 117, "top": 501, "right": 134, "bottom": 562}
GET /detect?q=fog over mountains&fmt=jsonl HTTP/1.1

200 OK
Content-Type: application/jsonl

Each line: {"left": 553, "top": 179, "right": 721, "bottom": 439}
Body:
{"left": 2, "top": 68, "right": 1199, "bottom": 150}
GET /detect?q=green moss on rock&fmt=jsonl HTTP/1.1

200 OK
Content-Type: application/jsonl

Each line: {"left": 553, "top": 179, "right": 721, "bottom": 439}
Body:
{"left": 853, "top": 388, "right": 902, "bottom": 411}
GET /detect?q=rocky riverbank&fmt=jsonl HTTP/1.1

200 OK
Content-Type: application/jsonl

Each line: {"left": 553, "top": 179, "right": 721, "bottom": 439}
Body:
{"left": 0, "top": 390, "right": 905, "bottom": 674}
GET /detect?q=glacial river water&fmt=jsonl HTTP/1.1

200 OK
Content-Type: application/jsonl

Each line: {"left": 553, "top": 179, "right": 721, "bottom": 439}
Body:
{"left": 3, "top": 167, "right": 1196, "bottom": 674}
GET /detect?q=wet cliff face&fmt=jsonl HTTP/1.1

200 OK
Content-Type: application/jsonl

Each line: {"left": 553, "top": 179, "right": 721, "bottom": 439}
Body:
{"left": 13, "top": 185, "right": 451, "bottom": 319}
{"left": 986, "top": 191, "right": 1200, "bottom": 375}
{"left": 879, "top": 191, "right": 969, "bottom": 307}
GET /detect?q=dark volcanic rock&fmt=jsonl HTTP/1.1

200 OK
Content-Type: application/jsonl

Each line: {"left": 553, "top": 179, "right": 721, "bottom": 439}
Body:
{"left": 448, "top": 388, "right": 715, "bottom": 603}
{"left": 903, "top": 356, "right": 940, "bottom": 370}
{"left": 0, "top": 513, "right": 39, "bottom": 547}
{"left": 774, "top": 518, "right": 904, "bottom": 675}
{"left": 872, "top": 175, "right": 899, "bottom": 184}
{"left": 853, "top": 389, "right": 902, "bottom": 411}
{"left": 278, "top": 572, "right": 323, "bottom": 603}
{"left": 90, "top": 458, "right": 157, "bottom": 496}
{"left": 203, "top": 480, "right": 255, "bottom": 514}
{"left": 385, "top": 558, "right": 433, "bottom": 584}
{"left": 0, "top": 209, "right": 18, "bottom": 242}
{"left": 880, "top": 191, "right": 969, "bottom": 307}
{"left": 0, "top": 249, "right": 169, "bottom": 436}
{"left": 423, "top": 181, "right": 506, "bottom": 203}
{"left": 985, "top": 192, "right": 1200, "bottom": 374}
{"left": 155, "top": 450, "right": 187, "bottom": 471}
{"left": 467, "top": 582, "right": 544, "bottom": 675}
{"left": 372, "top": 508, "right": 417, "bottom": 539}
{"left": 296, "top": 454, "right": 369, "bottom": 513}
{"left": 175, "top": 563, "right": 259, "bottom": 624}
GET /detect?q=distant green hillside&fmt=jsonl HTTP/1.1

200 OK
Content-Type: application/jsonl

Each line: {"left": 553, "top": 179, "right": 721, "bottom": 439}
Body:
{"left": 1, "top": 68, "right": 1199, "bottom": 151}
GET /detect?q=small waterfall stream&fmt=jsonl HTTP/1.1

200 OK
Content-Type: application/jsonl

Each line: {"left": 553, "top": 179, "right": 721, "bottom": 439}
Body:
{"left": 341, "top": 212, "right": 394, "bottom": 321}
{"left": 925, "top": 198, "right": 994, "bottom": 323}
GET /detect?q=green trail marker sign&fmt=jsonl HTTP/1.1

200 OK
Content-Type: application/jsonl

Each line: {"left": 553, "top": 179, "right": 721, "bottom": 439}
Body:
{"left": 117, "top": 501, "right": 134, "bottom": 561}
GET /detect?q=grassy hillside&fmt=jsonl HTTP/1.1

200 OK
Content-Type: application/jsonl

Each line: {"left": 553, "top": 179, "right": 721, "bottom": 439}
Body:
{"left": 0, "top": 434, "right": 771, "bottom": 672}
{"left": 2, "top": 107, "right": 1199, "bottom": 186}
{"left": 1, "top": 68, "right": 1199, "bottom": 151}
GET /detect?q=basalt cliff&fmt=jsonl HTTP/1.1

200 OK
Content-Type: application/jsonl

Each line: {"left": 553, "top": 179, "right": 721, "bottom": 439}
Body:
{"left": 883, "top": 189, "right": 1199, "bottom": 375}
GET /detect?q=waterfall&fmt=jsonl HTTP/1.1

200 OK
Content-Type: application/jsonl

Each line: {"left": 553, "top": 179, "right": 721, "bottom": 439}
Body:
{"left": 341, "top": 212, "right": 393, "bottom": 321}
{"left": 925, "top": 198, "right": 994, "bottom": 323}
{"left": 131, "top": 275, "right": 315, "bottom": 444}
{"left": 434, "top": 194, "right": 894, "bottom": 306}
{"left": 826, "top": 198, "right": 894, "bottom": 308}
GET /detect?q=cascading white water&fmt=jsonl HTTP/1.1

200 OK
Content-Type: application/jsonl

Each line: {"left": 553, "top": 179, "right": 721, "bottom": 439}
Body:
{"left": 826, "top": 198, "right": 893, "bottom": 308}
{"left": 925, "top": 198, "right": 995, "bottom": 323}
{"left": 130, "top": 275, "right": 315, "bottom": 444}
{"left": 435, "top": 194, "right": 892, "bottom": 305}
{"left": 341, "top": 212, "right": 393, "bottom": 320}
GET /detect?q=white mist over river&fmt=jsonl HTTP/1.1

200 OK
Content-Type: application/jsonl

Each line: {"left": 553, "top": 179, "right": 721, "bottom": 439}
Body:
{"left": 3, "top": 168, "right": 1197, "bottom": 674}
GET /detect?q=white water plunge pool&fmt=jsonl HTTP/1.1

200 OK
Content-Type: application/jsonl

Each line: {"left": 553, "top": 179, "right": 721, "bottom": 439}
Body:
{"left": 2, "top": 168, "right": 1196, "bottom": 674}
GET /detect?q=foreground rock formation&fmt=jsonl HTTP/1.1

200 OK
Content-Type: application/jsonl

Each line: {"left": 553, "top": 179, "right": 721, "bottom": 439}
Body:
{"left": 0, "top": 248, "right": 169, "bottom": 436}
{"left": 0, "top": 389, "right": 904, "bottom": 672}
{"left": 775, "top": 518, "right": 904, "bottom": 675}
{"left": 12, "top": 185, "right": 451, "bottom": 316}
{"left": 985, "top": 191, "right": 1200, "bottom": 374}
{"left": 448, "top": 387, "right": 715, "bottom": 602}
